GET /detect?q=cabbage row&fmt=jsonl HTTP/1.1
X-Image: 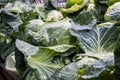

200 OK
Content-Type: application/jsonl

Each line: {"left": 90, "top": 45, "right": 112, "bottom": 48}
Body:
{"left": 0, "top": 0, "right": 120, "bottom": 80}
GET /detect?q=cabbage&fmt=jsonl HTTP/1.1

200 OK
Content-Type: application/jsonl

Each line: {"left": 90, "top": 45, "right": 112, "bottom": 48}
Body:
{"left": 104, "top": 2, "right": 120, "bottom": 21}
{"left": 45, "top": 10, "right": 63, "bottom": 22}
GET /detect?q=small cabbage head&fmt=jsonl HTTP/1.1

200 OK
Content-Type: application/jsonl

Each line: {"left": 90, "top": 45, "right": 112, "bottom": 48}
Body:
{"left": 104, "top": 2, "right": 120, "bottom": 21}
{"left": 45, "top": 10, "right": 64, "bottom": 22}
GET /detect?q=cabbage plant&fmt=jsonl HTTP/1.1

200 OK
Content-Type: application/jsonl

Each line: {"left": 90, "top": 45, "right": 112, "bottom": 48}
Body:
{"left": 0, "top": 0, "right": 120, "bottom": 80}
{"left": 104, "top": 2, "right": 120, "bottom": 21}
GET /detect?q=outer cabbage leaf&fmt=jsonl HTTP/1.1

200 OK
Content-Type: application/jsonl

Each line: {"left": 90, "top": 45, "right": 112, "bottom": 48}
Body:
{"left": 114, "top": 35, "right": 120, "bottom": 80}
{"left": 61, "top": 4, "right": 83, "bottom": 13}
{"left": 5, "top": 1, "right": 33, "bottom": 13}
{"left": 66, "top": 0, "right": 83, "bottom": 8}
{"left": 73, "top": 10, "right": 97, "bottom": 26}
{"left": 50, "top": 22, "right": 120, "bottom": 80}
{"left": 0, "top": 32, "right": 15, "bottom": 61}
{"left": 106, "top": 0, "right": 120, "bottom": 6}
{"left": 0, "top": 32, "right": 6, "bottom": 46}
{"left": 0, "top": 8, "right": 22, "bottom": 32}
{"left": 8, "top": 14, "right": 23, "bottom": 32}
{"left": 0, "top": 33, "right": 7, "bottom": 62}
{"left": 0, "top": 0, "right": 8, "bottom": 3}
{"left": 25, "top": 19, "right": 45, "bottom": 33}
{"left": 1, "top": 8, "right": 16, "bottom": 23}
{"left": 5, "top": 52, "right": 17, "bottom": 73}
{"left": 61, "top": 0, "right": 89, "bottom": 13}
{"left": 25, "top": 18, "right": 73, "bottom": 46}
{"left": 99, "top": 0, "right": 120, "bottom": 6}
{"left": 50, "top": 53, "right": 114, "bottom": 80}
{"left": 15, "top": 39, "right": 75, "bottom": 80}
{"left": 71, "top": 22, "right": 120, "bottom": 53}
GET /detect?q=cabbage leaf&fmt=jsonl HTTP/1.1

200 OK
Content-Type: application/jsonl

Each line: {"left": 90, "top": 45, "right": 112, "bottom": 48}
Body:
{"left": 50, "top": 22, "right": 120, "bottom": 80}
{"left": 15, "top": 39, "right": 75, "bottom": 80}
